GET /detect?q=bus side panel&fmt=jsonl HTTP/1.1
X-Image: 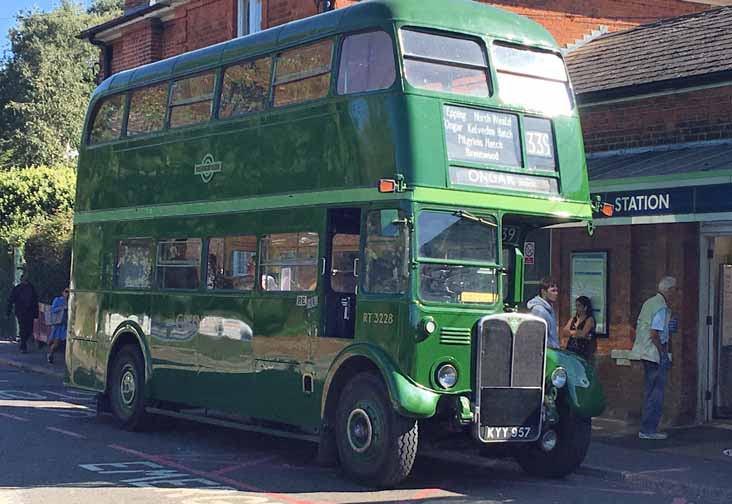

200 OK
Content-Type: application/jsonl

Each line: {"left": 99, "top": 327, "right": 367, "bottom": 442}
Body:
{"left": 67, "top": 224, "right": 106, "bottom": 390}
{"left": 193, "top": 293, "right": 256, "bottom": 412}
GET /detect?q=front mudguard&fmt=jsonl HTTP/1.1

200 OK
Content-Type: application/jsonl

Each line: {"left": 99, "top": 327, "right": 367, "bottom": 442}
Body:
{"left": 322, "top": 343, "right": 440, "bottom": 419}
{"left": 546, "top": 348, "right": 606, "bottom": 418}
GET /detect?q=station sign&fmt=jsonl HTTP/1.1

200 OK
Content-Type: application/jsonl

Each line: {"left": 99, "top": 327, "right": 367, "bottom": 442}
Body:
{"left": 593, "top": 183, "right": 732, "bottom": 218}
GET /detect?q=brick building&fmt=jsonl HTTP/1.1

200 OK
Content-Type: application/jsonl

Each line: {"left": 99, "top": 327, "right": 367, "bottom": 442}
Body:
{"left": 81, "top": 0, "right": 715, "bottom": 80}
{"left": 80, "top": 0, "right": 732, "bottom": 427}
{"left": 554, "top": 6, "right": 732, "bottom": 425}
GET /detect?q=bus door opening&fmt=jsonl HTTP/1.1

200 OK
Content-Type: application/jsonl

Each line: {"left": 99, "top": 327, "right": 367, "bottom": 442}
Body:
{"left": 324, "top": 208, "right": 361, "bottom": 339}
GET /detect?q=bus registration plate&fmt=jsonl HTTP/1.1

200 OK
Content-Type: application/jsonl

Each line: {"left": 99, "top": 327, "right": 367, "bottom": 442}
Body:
{"left": 481, "top": 426, "right": 533, "bottom": 441}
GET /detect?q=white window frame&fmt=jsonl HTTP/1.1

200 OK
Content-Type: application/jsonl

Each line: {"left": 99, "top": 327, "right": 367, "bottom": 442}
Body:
{"left": 237, "top": 0, "right": 262, "bottom": 37}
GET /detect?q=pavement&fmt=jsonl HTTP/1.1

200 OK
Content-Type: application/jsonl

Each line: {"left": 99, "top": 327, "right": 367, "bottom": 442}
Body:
{"left": 2, "top": 337, "right": 731, "bottom": 502}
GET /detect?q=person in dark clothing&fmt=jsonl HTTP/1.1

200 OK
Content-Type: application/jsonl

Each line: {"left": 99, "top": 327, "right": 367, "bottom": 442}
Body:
{"left": 561, "top": 295, "right": 597, "bottom": 362}
{"left": 6, "top": 273, "right": 39, "bottom": 353}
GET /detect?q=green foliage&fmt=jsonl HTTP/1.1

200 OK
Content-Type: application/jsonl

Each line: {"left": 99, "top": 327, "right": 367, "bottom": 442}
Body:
{"left": 88, "top": 0, "right": 124, "bottom": 17}
{"left": 0, "top": 165, "right": 76, "bottom": 246}
{"left": 24, "top": 210, "right": 73, "bottom": 303}
{"left": 0, "top": 1, "right": 119, "bottom": 168}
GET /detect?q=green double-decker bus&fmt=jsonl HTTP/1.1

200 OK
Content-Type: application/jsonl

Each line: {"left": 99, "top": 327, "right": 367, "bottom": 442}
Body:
{"left": 67, "top": 0, "right": 605, "bottom": 486}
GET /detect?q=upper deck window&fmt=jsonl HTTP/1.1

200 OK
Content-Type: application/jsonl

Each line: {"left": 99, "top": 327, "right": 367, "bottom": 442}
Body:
{"left": 89, "top": 94, "right": 125, "bottom": 145}
{"left": 400, "top": 29, "right": 489, "bottom": 98}
{"left": 220, "top": 56, "right": 272, "bottom": 118}
{"left": 337, "top": 31, "right": 395, "bottom": 95}
{"left": 127, "top": 82, "right": 168, "bottom": 136}
{"left": 274, "top": 39, "right": 333, "bottom": 107}
{"left": 492, "top": 43, "right": 573, "bottom": 116}
{"left": 170, "top": 72, "right": 216, "bottom": 128}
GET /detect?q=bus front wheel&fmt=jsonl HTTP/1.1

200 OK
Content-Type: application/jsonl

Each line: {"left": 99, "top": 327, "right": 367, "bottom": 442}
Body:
{"left": 335, "top": 372, "right": 418, "bottom": 487}
{"left": 513, "top": 407, "right": 592, "bottom": 478}
{"left": 109, "top": 345, "right": 148, "bottom": 431}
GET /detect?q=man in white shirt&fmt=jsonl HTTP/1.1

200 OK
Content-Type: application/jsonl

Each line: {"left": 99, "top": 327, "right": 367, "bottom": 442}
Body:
{"left": 632, "top": 276, "right": 676, "bottom": 440}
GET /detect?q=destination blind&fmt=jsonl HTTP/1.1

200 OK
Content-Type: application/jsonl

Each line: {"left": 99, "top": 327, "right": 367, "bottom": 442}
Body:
{"left": 444, "top": 105, "right": 521, "bottom": 167}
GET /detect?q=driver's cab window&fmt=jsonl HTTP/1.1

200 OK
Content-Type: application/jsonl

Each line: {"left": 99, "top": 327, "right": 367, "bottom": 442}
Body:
{"left": 363, "top": 209, "right": 409, "bottom": 294}
{"left": 417, "top": 210, "right": 498, "bottom": 304}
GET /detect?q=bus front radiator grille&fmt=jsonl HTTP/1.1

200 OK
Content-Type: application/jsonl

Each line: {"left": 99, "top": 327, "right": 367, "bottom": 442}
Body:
{"left": 474, "top": 315, "right": 546, "bottom": 440}
{"left": 477, "top": 317, "right": 546, "bottom": 388}
{"left": 511, "top": 319, "right": 546, "bottom": 388}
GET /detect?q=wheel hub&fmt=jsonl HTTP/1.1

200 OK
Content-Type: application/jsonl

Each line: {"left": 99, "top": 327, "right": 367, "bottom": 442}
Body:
{"left": 347, "top": 408, "right": 373, "bottom": 453}
{"left": 120, "top": 364, "right": 136, "bottom": 407}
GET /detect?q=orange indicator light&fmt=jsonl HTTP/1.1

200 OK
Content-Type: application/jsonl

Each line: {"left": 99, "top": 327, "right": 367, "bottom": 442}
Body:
{"left": 378, "top": 179, "right": 397, "bottom": 193}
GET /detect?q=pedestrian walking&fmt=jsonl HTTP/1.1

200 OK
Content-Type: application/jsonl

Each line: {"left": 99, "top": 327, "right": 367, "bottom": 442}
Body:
{"left": 528, "top": 277, "right": 560, "bottom": 349}
{"left": 47, "top": 287, "right": 69, "bottom": 364}
{"left": 562, "top": 295, "right": 597, "bottom": 362}
{"left": 5, "top": 273, "right": 39, "bottom": 353}
{"left": 632, "top": 276, "right": 677, "bottom": 440}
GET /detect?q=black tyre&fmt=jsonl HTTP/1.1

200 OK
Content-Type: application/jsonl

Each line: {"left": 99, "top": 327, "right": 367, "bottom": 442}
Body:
{"left": 335, "top": 372, "right": 418, "bottom": 488}
{"left": 514, "top": 407, "right": 592, "bottom": 478}
{"left": 109, "top": 345, "right": 149, "bottom": 431}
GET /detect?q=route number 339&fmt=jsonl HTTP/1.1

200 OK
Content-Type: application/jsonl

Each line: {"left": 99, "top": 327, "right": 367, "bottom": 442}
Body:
{"left": 525, "top": 131, "right": 552, "bottom": 158}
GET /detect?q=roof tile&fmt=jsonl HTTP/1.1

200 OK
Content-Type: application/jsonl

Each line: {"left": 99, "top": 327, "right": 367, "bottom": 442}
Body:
{"left": 566, "top": 6, "right": 732, "bottom": 95}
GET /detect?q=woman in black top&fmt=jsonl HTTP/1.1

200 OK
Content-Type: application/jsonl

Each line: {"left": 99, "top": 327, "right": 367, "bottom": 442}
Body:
{"left": 561, "top": 295, "right": 596, "bottom": 362}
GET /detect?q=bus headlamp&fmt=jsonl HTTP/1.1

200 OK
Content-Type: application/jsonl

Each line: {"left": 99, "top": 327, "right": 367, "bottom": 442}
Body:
{"left": 436, "top": 364, "right": 458, "bottom": 389}
{"left": 551, "top": 367, "right": 567, "bottom": 389}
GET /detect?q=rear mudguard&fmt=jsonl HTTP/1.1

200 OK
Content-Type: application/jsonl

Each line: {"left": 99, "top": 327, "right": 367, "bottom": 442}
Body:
{"left": 546, "top": 348, "right": 606, "bottom": 417}
{"left": 322, "top": 343, "right": 440, "bottom": 419}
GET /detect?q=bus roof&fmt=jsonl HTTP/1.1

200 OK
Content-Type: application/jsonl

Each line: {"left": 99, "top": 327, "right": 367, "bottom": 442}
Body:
{"left": 92, "top": 0, "right": 558, "bottom": 100}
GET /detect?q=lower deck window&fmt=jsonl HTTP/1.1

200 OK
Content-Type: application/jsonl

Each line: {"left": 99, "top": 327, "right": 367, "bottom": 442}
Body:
{"left": 115, "top": 239, "right": 153, "bottom": 288}
{"left": 156, "top": 238, "right": 202, "bottom": 289}
{"left": 207, "top": 236, "right": 256, "bottom": 290}
{"left": 259, "top": 232, "right": 318, "bottom": 291}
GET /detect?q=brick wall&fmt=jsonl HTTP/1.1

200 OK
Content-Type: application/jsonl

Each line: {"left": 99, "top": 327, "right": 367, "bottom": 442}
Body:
{"left": 552, "top": 223, "right": 699, "bottom": 425}
{"left": 484, "top": 0, "right": 706, "bottom": 46}
{"left": 581, "top": 86, "right": 732, "bottom": 152}
{"left": 265, "top": 0, "right": 318, "bottom": 29}
{"left": 110, "top": 18, "right": 163, "bottom": 75}
{"left": 163, "top": 0, "right": 237, "bottom": 58}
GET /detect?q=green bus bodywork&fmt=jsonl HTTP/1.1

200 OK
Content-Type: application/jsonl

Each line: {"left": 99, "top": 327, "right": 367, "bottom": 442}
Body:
{"left": 67, "top": 0, "right": 604, "bottom": 486}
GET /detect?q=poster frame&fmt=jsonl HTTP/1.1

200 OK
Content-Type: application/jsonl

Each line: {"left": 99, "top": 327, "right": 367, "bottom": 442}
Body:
{"left": 569, "top": 250, "right": 609, "bottom": 337}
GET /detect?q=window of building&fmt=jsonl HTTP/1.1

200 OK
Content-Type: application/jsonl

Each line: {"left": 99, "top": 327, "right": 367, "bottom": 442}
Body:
{"left": 219, "top": 57, "right": 272, "bottom": 118}
{"left": 169, "top": 72, "right": 216, "bottom": 128}
{"left": 237, "top": 0, "right": 262, "bottom": 37}
{"left": 259, "top": 232, "right": 319, "bottom": 291}
{"left": 115, "top": 239, "right": 153, "bottom": 289}
{"left": 207, "top": 235, "right": 257, "bottom": 290}
{"left": 337, "top": 31, "right": 395, "bottom": 95}
{"left": 89, "top": 94, "right": 126, "bottom": 145}
{"left": 156, "top": 238, "right": 202, "bottom": 290}
{"left": 400, "top": 29, "right": 489, "bottom": 97}
{"left": 127, "top": 82, "right": 168, "bottom": 136}
{"left": 363, "top": 209, "right": 409, "bottom": 294}
{"left": 273, "top": 39, "right": 333, "bottom": 107}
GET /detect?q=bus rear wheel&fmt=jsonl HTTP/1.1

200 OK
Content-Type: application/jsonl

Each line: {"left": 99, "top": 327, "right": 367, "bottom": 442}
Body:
{"left": 335, "top": 372, "right": 418, "bottom": 488}
{"left": 513, "top": 407, "right": 592, "bottom": 478}
{"left": 109, "top": 345, "right": 149, "bottom": 431}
